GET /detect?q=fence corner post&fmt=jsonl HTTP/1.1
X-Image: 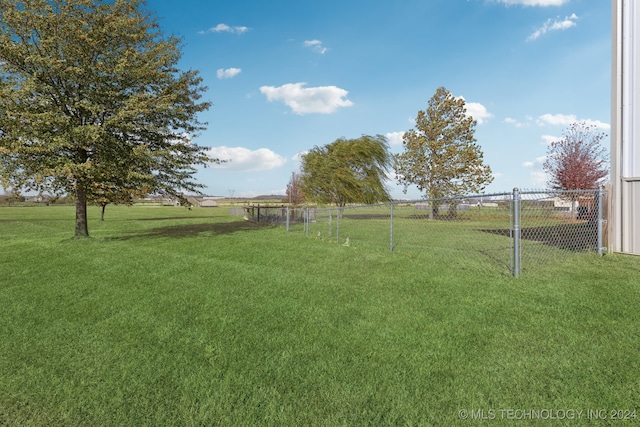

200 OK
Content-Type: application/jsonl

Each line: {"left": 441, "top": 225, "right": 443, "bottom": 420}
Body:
{"left": 597, "top": 185, "right": 605, "bottom": 256}
{"left": 512, "top": 188, "right": 521, "bottom": 278}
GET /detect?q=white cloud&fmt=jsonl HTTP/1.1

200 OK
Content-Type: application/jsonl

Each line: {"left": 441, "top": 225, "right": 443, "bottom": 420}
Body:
{"left": 464, "top": 101, "right": 493, "bottom": 125}
{"left": 536, "top": 114, "right": 610, "bottom": 130}
{"left": 530, "top": 171, "right": 548, "bottom": 188}
{"left": 504, "top": 117, "right": 530, "bottom": 128}
{"left": 216, "top": 68, "right": 242, "bottom": 79}
{"left": 536, "top": 113, "right": 577, "bottom": 127}
{"left": 385, "top": 169, "right": 399, "bottom": 184}
{"left": 457, "top": 96, "right": 492, "bottom": 124}
{"left": 291, "top": 151, "right": 308, "bottom": 169}
{"left": 199, "top": 23, "right": 250, "bottom": 35}
{"left": 523, "top": 153, "right": 549, "bottom": 188}
{"left": 303, "top": 40, "right": 328, "bottom": 54}
{"left": 541, "top": 134, "right": 558, "bottom": 145}
{"left": 207, "top": 146, "right": 287, "bottom": 172}
{"left": 527, "top": 14, "right": 578, "bottom": 41}
{"left": 496, "top": 0, "right": 569, "bottom": 6}
{"left": 385, "top": 131, "right": 405, "bottom": 147}
{"left": 259, "top": 82, "right": 354, "bottom": 115}
{"left": 582, "top": 119, "right": 611, "bottom": 131}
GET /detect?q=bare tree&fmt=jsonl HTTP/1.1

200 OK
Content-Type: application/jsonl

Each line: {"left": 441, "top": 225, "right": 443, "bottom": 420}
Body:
{"left": 285, "top": 172, "right": 305, "bottom": 206}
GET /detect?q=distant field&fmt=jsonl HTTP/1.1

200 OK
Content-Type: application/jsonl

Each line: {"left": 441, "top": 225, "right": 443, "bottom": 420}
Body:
{"left": 1, "top": 205, "right": 639, "bottom": 425}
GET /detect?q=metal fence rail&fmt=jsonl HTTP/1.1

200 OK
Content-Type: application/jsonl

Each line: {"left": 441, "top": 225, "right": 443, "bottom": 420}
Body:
{"left": 249, "top": 188, "right": 605, "bottom": 277}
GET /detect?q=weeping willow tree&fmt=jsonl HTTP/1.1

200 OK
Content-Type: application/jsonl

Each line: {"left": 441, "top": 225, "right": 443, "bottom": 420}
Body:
{"left": 0, "top": 0, "right": 217, "bottom": 237}
{"left": 300, "top": 134, "right": 391, "bottom": 207}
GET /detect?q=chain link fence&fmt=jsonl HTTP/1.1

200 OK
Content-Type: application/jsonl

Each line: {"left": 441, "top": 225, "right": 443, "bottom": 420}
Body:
{"left": 514, "top": 188, "right": 605, "bottom": 277}
{"left": 243, "top": 188, "right": 606, "bottom": 276}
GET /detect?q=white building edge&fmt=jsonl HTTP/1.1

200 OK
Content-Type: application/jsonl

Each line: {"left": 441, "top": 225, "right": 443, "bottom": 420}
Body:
{"left": 612, "top": 0, "right": 640, "bottom": 255}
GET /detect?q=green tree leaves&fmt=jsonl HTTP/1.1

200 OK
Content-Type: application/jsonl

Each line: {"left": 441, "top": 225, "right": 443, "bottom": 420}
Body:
{"left": 300, "top": 135, "right": 391, "bottom": 207}
{"left": 0, "top": 0, "right": 215, "bottom": 237}
{"left": 394, "top": 87, "right": 493, "bottom": 205}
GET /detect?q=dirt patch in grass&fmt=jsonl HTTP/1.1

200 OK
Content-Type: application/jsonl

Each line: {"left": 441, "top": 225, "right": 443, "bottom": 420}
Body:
{"left": 480, "top": 223, "right": 597, "bottom": 252}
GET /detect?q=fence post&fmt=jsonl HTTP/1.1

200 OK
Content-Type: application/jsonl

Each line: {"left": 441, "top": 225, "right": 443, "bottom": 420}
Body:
{"left": 286, "top": 207, "right": 290, "bottom": 232}
{"left": 336, "top": 208, "right": 340, "bottom": 245}
{"left": 512, "top": 188, "right": 521, "bottom": 278}
{"left": 597, "top": 186, "right": 604, "bottom": 256}
{"left": 305, "top": 207, "right": 309, "bottom": 238}
{"left": 390, "top": 202, "right": 394, "bottom": 252}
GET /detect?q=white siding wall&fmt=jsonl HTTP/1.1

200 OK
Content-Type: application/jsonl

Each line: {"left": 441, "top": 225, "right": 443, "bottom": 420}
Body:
{"left": 613, "top": 0, "right": 640, "bottom": 254}
{"left": 622, "top": 0, "right": 640, "bottom": 178}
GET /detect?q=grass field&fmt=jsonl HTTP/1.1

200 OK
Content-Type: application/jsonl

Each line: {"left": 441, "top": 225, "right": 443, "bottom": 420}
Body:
{"left": 1, "top": 205, "right": 639, "bottom": 426}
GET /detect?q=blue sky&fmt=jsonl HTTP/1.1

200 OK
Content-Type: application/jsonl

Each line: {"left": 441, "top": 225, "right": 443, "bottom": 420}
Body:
{"left": 149, "top": 0, "right": 611, "bottom": 199}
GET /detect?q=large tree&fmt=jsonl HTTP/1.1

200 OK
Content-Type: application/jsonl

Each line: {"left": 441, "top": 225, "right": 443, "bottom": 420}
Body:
{"left": 543, "top": 122, "right": 609, "bottom": 191}
{"left": 394, "top": 87, "right": 493, "bottom": 216}
{"left": 0, "top": 0, "right": 215, "bottom": 237}
{"left": 300, "top": 135, "right": 391, "bottom": 207}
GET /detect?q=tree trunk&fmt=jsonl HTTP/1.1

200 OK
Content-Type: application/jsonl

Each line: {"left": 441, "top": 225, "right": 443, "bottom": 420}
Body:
{"left": 75, "top": 187, "right": 89, "bottom": 238}
{"left": 101, "top": 203, "right": 106, "bottom": 222}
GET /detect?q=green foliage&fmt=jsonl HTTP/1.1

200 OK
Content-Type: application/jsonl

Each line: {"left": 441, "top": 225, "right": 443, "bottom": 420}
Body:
{"left": 300, "top": 134, "right": 391, "bottom": 206}
{"left": 0, "top": 0, "right": 216, "bottom": 237}
{"left": 394, "top": 87, "right": 493, "bottom": 203}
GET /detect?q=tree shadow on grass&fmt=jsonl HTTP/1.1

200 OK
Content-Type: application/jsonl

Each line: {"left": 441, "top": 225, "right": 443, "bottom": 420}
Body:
{"left": 134, "top": 216, "right": 214, "bottom": 221}
{"left": 479, "top": 222, "right": 597, "bottom": 252}
{"left": 111, "top": 220, "right": 273, "bottom": 240}
{"left": 404, "top": 214, "right": 471, "bottom": 221}
{"left": 342, "top": 214, "right": 391, "bottom": 220}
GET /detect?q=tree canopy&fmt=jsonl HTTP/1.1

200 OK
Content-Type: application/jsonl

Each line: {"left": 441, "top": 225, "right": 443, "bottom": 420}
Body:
{"left": 0, "top": 0, "right": 215, "bottom": 237}
{"left": 300, "top": 135, "right": 391, "bottom": 207}
{"left": 543, "top": 121, "right": 609, "bottom": 191}
{"left": 394, "top": 87, "right": 493, "bottom": 213}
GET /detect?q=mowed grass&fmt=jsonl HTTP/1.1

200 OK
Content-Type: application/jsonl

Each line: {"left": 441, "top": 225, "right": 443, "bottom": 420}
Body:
{"left": 1, "top": 205, "right": 640, "bottom": 426}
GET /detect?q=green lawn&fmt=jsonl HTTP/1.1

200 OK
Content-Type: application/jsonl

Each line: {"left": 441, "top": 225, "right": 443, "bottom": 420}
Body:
{"left": 1, "top": 205, "right": 639, "bottom": 426}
